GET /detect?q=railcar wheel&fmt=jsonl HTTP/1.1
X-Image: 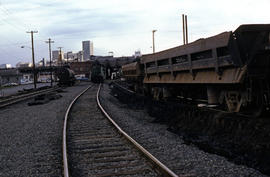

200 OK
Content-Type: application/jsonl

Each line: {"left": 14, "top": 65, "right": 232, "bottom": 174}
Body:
{"left": 225, "top": 91, "right": 242, "bottom": 112}
{"left": 239, "top": 90, "right": 264, "bottom": 117}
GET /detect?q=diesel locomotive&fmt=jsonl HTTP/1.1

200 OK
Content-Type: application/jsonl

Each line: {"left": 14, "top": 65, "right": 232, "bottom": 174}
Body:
{"left": 90, "top": 62, "right": 106, "bottom": 83}
{"left": 122, "top": 24, "right": 270, "bottom": 116}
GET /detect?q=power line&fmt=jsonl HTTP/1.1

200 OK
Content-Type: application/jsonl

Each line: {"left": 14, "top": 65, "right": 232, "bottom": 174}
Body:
{"left": 0, "top": 6, "right": 25, "bottom": 31}
{"left": 0, "top": 46, "right": 23, "bottom": 60}
{"left": 0, "top": 1, "right": 28, "bottom": 31}
{"left": 0, "top": 16, "right": 25, "bottom": 32}
{"left": 0, "top": 40, "right": 30, "bottom": 47}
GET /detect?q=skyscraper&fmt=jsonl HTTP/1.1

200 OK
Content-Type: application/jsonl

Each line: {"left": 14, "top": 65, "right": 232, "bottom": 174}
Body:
{"left": 82, "top": 41, "right": 93, "bottom": 61}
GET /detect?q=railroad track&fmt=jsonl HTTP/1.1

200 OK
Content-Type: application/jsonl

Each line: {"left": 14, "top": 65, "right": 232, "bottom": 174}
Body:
{"left": 63, "top": 83, "right": 178, "bottom": 177}
{"left": 0, "top": 86, "right": 60, "bottom": 109}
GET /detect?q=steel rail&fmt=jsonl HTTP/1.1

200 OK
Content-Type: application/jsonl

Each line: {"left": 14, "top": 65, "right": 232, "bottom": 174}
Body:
{"left": 62, "top": 84, "right": 93, "bottom": 177}
{"left": 112, "top": 81, "right": 135, "bottom": 94}
{"left": 0, "top": 87, "right": 55, "bottom": 102}
{"left": 0, "top": 87, "right": 58, "bottom": 108}
{"left": 96, "top": 84, "right": 178, "bottom": 177}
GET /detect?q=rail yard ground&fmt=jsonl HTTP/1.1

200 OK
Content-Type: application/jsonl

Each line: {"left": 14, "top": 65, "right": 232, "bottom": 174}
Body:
{"left": 0, "top": 82, "right": 56, "bottom": 97}
{"left": 67, "top": 84, "right": 163, "bottom": 176}
{"left": 101, "top": 82, "right": 267, "bottom": 177}
{"left": 0, "top": 81, "right": 268, "bottom": 176}
{"left": 0, "top": 82, "right": 89, "bottom": 176}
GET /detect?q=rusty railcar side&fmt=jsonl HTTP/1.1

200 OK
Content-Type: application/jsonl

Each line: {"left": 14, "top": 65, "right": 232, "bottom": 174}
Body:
{"left": 122, "top": 62, "right": 141, "bottom": 80}
{"left": 122, "top": 61, "right": 144, "bottom": 93}
{"left": 142, "top": 31, "right": 241, "bottom": 84}
{"left": 141, "top": 24, "right": 270, "bottom": 114}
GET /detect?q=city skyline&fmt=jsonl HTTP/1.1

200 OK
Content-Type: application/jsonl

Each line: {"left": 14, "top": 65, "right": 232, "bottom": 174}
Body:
{"left": 0, "top": 0, "right": 269, "bottom": 66}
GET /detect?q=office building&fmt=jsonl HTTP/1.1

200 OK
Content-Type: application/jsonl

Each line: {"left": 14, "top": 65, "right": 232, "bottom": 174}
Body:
{"left": 52, "top": 50, "right": 60, "bottom": 61}
{"left": 52, "top": 50, "right": 64, "bottom": 64}
{"left": 82, "top": 41, "right": 93, "bottom": 61}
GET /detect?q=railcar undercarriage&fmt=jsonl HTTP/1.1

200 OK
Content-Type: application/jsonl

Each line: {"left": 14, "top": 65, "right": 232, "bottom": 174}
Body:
{"left": 145, "top": 79, "right": 270, "bottom": 117}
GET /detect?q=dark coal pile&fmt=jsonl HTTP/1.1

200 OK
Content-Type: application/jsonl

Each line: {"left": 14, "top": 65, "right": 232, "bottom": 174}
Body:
{"left": 28, "top": 93, "right": 62, "bottom": 106}
{"left": 55, "top": 88, "right": 66, "bottom": 93}
{"left": 167, "top": 108, "right": 270, "bottom": 175}
{"left": 110, "top": 82, "right": 270, "bottom": 176}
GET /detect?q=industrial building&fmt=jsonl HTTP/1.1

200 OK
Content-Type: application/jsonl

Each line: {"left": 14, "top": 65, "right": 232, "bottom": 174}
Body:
{"left": 0, "top": 68, "right": 22, "bottom": 85}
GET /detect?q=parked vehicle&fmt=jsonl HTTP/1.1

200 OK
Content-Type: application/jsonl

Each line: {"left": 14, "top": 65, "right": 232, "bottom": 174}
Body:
{"left": 3, "top": 82, "right": 19, "bottom": 87}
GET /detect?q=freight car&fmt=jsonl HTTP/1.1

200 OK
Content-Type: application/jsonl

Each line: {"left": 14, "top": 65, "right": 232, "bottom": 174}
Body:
{"left": 122, "top": 24, "right": 270, "bottom": 116}
{"left": 56, "top": 67, "right": 76, "bottom": 86}
{"left": 122, "top": 60, "right": 144, "bottom": 93}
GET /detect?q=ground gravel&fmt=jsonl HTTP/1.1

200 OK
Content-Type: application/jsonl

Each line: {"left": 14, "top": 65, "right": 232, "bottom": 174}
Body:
{"left": 99, "top": 83, "right": 267, "bottom": 177}
{"left": 67, "top": 84, "right": 159, "bottom": 176}
{"left": 0, "top": 82, "right": 90, "bottom": 177}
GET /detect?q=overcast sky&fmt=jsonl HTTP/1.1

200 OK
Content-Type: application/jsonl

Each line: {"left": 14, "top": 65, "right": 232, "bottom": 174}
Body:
{"left": 0, "top": 0, "right": 269, "bottom": 66}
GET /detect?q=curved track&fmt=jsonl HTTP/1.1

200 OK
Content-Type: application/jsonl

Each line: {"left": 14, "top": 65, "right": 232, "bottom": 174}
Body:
{"left": 0, "top": 87, "right": 59, "bottom": 109}
{"left": 63, "top": 83, "right": 178, "bottom": 177}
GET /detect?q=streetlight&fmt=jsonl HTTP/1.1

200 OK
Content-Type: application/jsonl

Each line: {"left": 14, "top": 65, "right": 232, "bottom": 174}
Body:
{"left": 21, "top": 46, "right": 31, "bottom": 49}
{"left": 21, "top": 44, "right": 37, "bottom": 89}
{"left": 152, "top": 30, "right": 157, "bottom": 53}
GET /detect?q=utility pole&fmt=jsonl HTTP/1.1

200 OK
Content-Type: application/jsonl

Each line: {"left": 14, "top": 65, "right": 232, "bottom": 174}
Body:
{"left": 67, "top": 52, "right": 69, "bottom": 64}
{"left": 26, "top": 31, "right": 38, "bottom": 89}
{"left": 58, "top": 47, "right": 63, "bottom": 65}
{"left": 182, "top": 14, "right": 186, "bottom": 45}
{"left": 185, "top": 15, "right": 188, "bottom": 44}
{"left": 152, "top": 30, "right": 157, "bottom": 53}
{"left": 182, "top": 14, "right": 188, "bottom": 45}
{"left": 45, "top": 38, "right": 54, "bottom": 87}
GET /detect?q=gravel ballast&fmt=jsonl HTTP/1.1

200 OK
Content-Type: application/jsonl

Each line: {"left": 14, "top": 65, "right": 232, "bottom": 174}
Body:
{"left": 67, "top": 84, "right": 160, "bottom": 176}
{"left": 0, "top": 82, "right": 90, "bottom": 177}
{"left": 99, "top": 83, "right": 267, "bottom": 177}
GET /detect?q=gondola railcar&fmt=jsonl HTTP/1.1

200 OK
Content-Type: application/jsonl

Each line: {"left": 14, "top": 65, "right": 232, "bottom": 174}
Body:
{"left": 122, "top": 61, "right": 144, "bottom": 93}
{"left": 122, "top": 24, "right": 270, "bottom": 116}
